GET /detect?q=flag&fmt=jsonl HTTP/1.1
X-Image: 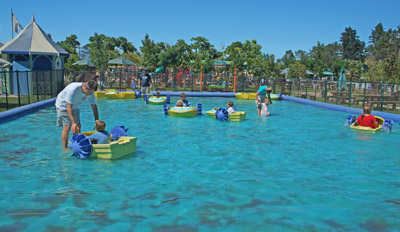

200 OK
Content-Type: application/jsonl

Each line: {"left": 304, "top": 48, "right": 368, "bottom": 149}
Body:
{"left": 12, "top": 12, "right": 23, "bottom": 33}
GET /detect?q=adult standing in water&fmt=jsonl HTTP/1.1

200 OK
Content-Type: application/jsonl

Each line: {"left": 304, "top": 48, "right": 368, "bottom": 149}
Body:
{"left": 255, "top": 84, "right": 272, "bottom": 116}
{"left": 139, "top": 68, "right": 152, "bottom": 100}
{"left": 56, "top": 79, "right": 99, "bottom": 149}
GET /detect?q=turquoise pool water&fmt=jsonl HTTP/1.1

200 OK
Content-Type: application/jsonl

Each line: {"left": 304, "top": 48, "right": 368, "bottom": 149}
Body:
{"left": 0, "top": 97, "right": 399, "bottom": 231}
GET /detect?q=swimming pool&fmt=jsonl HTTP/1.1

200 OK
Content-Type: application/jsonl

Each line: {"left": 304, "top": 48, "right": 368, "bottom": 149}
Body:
{"left": 1, "top": 97, "right": 399, "bottom": 231}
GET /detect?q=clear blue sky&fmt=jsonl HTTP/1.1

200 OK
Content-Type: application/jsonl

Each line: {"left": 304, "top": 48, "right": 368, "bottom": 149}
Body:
{"left": 1, "top": 0, "right": 399, "bottom": 58}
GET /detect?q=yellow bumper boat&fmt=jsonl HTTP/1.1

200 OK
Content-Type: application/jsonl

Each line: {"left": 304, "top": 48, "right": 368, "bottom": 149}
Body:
{"left": 81, "top": 131, "right": 137, "bottom": 159}
{"left": 95, "top": 90, "right": 115, "bottom": 98}
{"left": 105, "top": 91, "right": 136, "bottom": 99}
{"left": 168, "top": 106, "right": 197, "bottom": 117}
{"left": 206, "top": 108, "right": 246, "bottom": 121}
{"left": 148, "top": 97, "right": 167, "bottom": 105}
{"left": 235, "top": 92, "right": 257, "bottom": 100}
{"left": 350, "top": 116, "right": 384, "bottom": 132}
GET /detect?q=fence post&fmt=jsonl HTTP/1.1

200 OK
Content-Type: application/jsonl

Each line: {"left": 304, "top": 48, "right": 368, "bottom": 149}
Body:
{"left": 241, "top": 75, "right": 245, "bottom": 92}
{"left": 35, "top": 71, "right": 39, "bottom": 102}
{"left": 335, "top": 79, "right": 339, "bottom": 105}
{"left": 272, "top": 78, "right": 276, "bottom": 94}
{"left": 305, "top": 78, "right": 308, "bottom": 97}
{"left": 298, "top": 79, "right": 300, "bottom": 97}
{"left": 324, "top": 79, "right": 327, "bottom": 103}
{"left": 363, "top": 81, "right": 366, "bottom": 108}
{"left": 119, "top": 71, "right": 122, "bottom": 91}
{"left": 380, "top": 83, "right": 384, "bottom": 111}
{"left": 16, "top": 70, "right": 21, "bottom": 107}
{"left": 26, "top": 71, "right": 30, "bottom": 104}
{"left": 348, "top": 79, "right": 352, "bottom": 107}
{"left": 4, "top": 70, "right": 9, "bottom": 110}
{"left": 61, "top": 69, "right": 65, "bottom": 92}
{"left": 314, "top": 79, "right": 317, "bottom": 100}
{"left": 50, "top": 70, "right": 53, "bottom": 98}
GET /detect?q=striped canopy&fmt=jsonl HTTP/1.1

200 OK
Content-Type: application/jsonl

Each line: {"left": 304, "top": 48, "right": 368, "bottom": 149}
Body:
{"left": 0, "top": 18, "right": 69, "bottom": 56}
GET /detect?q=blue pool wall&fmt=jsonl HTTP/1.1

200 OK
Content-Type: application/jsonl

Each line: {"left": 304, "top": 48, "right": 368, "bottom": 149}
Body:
{"left": 283, "top": 95, "right": 400, "bottom": 123}
{"left": 0, "top": 92, "right": 399, "bottom": 123}
{"left": 0, "top": 98, "right": 56, "bottom": 123}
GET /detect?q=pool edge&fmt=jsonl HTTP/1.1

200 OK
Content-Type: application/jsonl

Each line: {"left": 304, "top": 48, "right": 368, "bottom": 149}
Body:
{"left": 283, "top": 95, "right": 400, "bottom": 123}
{"left": 0, "top": 98, "right": 56, "bottom": 123}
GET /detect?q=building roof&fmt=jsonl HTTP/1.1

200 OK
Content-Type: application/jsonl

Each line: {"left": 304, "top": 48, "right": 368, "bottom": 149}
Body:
{"left": 0, "top": 18, "right": 69, "bottom": 56}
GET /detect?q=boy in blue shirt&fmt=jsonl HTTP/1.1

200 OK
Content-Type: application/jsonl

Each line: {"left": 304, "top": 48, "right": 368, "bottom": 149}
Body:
{"left": 180, "top": 93, "right": 191, "bottom": 106}
{"left": 89, "top": 120, "right": 111, "bottom": 144}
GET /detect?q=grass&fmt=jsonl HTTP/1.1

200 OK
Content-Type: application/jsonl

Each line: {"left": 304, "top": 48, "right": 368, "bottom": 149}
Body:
{"left": 0, "top": 94, "right": 54, "bottom": 112}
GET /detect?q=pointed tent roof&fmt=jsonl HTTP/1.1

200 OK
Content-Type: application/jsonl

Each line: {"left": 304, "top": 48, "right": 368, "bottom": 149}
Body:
{"left": 0, "top": 17, "right": 69, "bottom": 56}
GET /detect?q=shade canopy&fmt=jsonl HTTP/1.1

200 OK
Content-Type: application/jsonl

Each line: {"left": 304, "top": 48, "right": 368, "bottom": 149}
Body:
{"left": 0, "top": 18, "right": 69, "bottom": 56}
{"left": 108, "top": 57, "right": 137, "bottom": 66}
{"left": 281, "top": 68, "right": 314, "bottom": 76}
{"left": 0, "top": 58, "right": 12, "bottom": 68}
{"left": 338, "top": 66, "right": 347, "bottom": 91}
{"left": 323, "top": 71, "right": 333, "bottom": 76}
{"left": 73, "top": 58, "right": 95, "bottom": 67}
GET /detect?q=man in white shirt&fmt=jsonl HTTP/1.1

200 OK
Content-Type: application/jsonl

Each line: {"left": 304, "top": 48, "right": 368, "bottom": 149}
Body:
{"left": 55, "top": 80, "right": 99, "bottom": 148}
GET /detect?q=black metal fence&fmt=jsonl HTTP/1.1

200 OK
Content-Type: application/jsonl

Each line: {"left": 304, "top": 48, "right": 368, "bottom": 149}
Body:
{"left": 1, "top": 69, "right": 399, "bottom": 113}
{"left": 278, "top": 78, "right": 399, "bottom": 112}
{"left": 0, "top": 69, "right": 64, "bottom": 112}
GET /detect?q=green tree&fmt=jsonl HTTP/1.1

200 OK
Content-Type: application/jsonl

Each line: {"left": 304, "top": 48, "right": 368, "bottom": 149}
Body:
{"left": 383, "top": 42, "right": 399, "bottom": 83}
{"left": 366, "top": 23, "right": 400, "bottom": 62}
{"left": 140, "top": 34, "right": 166, "bottom": 71}
{"left": 87, "top": 33, "right": 109, "bottom": 71}
{"left": 309, "top": 42, "right": 327, "bottom": 76}
{"left": 365, "top": 56, "right": 383, "bottom": 82}
{"left": 241, "top": 40, "right": 263, "bottom": 76}
{"left": 190, "top": 36, "right": 221, "bottom": 73}
{"left": 117, "top": 37, "right": 137, "bottom": 54}
{"left": 340, "top": 27, "right": 365, "bottom": 61}
{"left": 295, "top": 50, "right": 308, "bottom": 61}
{"left": 225, "top": 41, "right": 246, "bottom": 74}
{"left": 57, "top": 34, "right": 81, "bottom": 70}
{"left": 346, "top": 60, "right": 362, "bottom": 81}
{"left": 288, "top": 62, "right": 306, "bottom": 78}
{"left": 159, "top": 39, "right": 191, "bottom": 72}
{"left": 280, "top": 50, "right": 296, "bottom": 67}
{"left": 262, "top": 54, "right": 280, "bottom": 77}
